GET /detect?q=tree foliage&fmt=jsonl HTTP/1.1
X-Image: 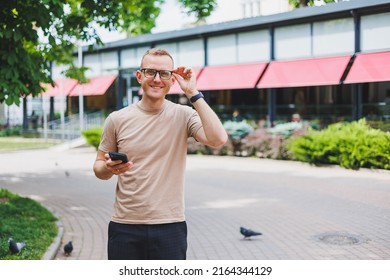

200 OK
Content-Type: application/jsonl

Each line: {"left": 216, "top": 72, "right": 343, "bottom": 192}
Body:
{"left": 178, "top": 0, "right": 217, "bottom": 23}
{"left": 0, "top": 0, "right": 216, "bottom": 106}
{"left": 288, "top": 0, "right": 338, "bottom": 8}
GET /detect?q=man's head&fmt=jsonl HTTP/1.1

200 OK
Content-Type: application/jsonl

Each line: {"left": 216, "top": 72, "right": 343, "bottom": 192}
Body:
{"left": 140, "top": 48, "right": 174, "bottom": 69}
{"left": 136, "top": 48, "right": 175, "bottom": 99}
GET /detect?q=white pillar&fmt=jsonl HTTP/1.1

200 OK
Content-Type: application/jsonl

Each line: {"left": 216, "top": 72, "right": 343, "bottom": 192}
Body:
{"left": 59, "top": 80, "right": 65, "bottom": 140}
{"left": 78, "top": 43, "right": 84, "bottom": 132}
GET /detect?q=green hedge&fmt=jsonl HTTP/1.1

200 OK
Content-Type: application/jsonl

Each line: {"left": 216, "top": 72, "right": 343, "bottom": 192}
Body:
{"left": 287, "top": 119, "right": 390, "bottom": 170}
{"left": 81, "top": 127, "right": 102, "bottom": 150}
{"left": 0, "top": 126, "right": 22, "bottom": 137}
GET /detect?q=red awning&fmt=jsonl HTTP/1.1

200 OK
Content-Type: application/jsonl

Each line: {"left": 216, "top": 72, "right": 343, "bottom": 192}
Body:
{"left": 69, "top": 75, "right": 117, "bottom": 96}
{"left": 196, "top": 63, "right": 267, "bottom": 91}
{"left": 257, "top": 56, "right": 351, "bottom": 88}
{"left": 41, "top": 79, "right": 78, "bottom": 97}
{"left": 344, "top": 51, "right": 390, "bottom": 84}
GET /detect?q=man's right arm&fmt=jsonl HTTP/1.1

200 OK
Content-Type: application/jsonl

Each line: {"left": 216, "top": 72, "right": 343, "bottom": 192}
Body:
{"left": 93, "top": 150, "right": 133, "bottom": 180}
{"left": 93, "top": 150, "right": 114, "bottom": 180}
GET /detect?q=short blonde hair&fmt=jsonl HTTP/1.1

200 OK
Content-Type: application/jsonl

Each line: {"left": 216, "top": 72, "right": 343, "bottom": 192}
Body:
{"left": 140, "top": 48, "right": 174, "bottom": 68}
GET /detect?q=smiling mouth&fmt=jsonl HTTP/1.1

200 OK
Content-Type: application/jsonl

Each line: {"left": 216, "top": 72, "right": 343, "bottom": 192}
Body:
{"left": 150, "top": 84, "right": 164, "bottom": 90}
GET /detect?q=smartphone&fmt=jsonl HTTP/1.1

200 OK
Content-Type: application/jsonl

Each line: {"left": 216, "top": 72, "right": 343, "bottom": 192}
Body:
{"left": 108, "top": 152, "right": 129, "bottom": 163}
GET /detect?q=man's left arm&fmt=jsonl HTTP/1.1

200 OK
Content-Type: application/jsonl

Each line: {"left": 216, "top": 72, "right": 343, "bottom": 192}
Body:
{"left": 190, "top": 97, "right": 227, "bottom": 147}
{"left": 173, "top": 67, "right": 228, "bottom": 148}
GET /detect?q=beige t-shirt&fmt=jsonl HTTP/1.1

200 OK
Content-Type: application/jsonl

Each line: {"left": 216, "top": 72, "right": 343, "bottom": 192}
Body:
{"left": 99, "top": 100, "right": 202, "bottom": 224}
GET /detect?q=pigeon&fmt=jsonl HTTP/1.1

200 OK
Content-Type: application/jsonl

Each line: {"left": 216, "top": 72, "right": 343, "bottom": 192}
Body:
{"left": 64, "top": 241, "right": 73, "bottom": 256}
{"left": 8, "top": 238, "right": 27, "bottom": 254}
{"left": 240, "top": 227, "right": 262, "bottom": 239}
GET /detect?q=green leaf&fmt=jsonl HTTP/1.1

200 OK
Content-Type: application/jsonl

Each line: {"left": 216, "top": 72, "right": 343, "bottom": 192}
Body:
{"left": 13, "top": 30, "right": 22, "bottom": 41}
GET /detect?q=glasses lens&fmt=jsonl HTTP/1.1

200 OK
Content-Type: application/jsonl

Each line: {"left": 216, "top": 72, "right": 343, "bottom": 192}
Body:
{"left": 144, "top": 69, "right": 157, "bottom": 78}
{"left": 159, "top": 70, "right": 172, "bottom": 80}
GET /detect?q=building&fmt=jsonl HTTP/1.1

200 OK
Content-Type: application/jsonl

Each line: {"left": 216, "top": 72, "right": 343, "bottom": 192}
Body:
{"left": 6, "top": 0, "right": 390, "bottom": 130}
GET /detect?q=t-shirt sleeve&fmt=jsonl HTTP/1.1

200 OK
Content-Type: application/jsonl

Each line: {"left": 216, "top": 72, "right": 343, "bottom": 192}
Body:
{"left": 187, "top": 109, "right": 203, "bottom": 140}
{"left": 98, "top": 114, "right": 118, "bottom": 153}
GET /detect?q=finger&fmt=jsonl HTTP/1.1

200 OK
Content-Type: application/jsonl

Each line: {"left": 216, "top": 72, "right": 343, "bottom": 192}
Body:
{"left": 112, "top": 162, "right": 133, "bottom": 174}
{"left": 173, "top": 67, "right": 192, "bottom": 80}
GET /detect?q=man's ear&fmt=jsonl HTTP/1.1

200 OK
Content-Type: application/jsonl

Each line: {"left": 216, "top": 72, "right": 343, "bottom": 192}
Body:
{"left": 136, "top": 70, "right": 142, "bottom": 83}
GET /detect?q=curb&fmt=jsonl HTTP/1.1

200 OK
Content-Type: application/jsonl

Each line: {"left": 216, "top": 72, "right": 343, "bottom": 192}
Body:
{"left": 49, "top": 137, "right": 87, "bottom": 152}
{"left": 42, "top": 214, "right": 64, "bottom": 260}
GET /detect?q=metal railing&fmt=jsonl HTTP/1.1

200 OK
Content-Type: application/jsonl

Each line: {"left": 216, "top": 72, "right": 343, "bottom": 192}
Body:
{"left": 42, "top": 112, "right": 104, "bottom": 140}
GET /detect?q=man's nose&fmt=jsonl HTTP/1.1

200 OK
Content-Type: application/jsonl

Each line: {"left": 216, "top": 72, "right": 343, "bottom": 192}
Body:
{"left": 153, "top": 72, "right": 162, "bottom": 81}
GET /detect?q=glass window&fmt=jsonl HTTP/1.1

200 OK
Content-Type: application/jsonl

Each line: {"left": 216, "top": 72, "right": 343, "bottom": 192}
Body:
{"left": 178, "top": 39, "right": 205, "bottom": 67}
{"left": 361, "top": 12, "right": 390, "bottom": 52}
{"left": 155, "top": 42, "right": 178, "bottom": 63}
{"left": 274, "top": 23, "right": 311, "bottom": 60}
{"left": 313, "top": 18, "right": 354, "bottom": 56}
{"left": 84, "top": 53, "right": 102, "bottom": 77}
{"left": 208, "top": 34, "right": 237, "bottom": 65}
{"left": 121, "top": 48, "right": 138, "bottom": 68}
{"left": 238, "top": 30, "right": 270, "bottom": 63}
{"left": 101, "top": 51, "right": 118, "bottom": 75}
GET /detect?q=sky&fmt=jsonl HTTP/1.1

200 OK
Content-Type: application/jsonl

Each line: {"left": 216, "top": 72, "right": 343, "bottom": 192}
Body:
{"left": 97, "top": 0, "right": 243, "bottom": 43}
{"left": 153, "top": 0, "right": 243, "bottom": 33}
{"left": 96, "top": 0, "right": 348, "bottom": 43}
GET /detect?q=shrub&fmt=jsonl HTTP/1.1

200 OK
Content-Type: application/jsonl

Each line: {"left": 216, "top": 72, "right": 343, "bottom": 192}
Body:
{"left": 241, "top": 129, "right": 279, "bottom": 158}
{"left": 82, "top": 127, "right": 102, "bottom": 150}
{"left": 0, "top": 126, "right": 22, "bottom": 137}
{"left": 187, "top": 137, "right": 208, "bottom": 155}
{"left": 223, "top": 120, "right": 254, "bottom": 140}
{"left": 268, "top": 122, "right": 304, "bottom": 138}
{"left": 288, "top": 119, "right": 390, "bottom": 170}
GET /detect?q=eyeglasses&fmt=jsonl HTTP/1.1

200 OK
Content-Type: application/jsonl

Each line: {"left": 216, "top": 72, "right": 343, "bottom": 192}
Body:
{"left": 140, "top": 68, "right": 173, "bottom": 80}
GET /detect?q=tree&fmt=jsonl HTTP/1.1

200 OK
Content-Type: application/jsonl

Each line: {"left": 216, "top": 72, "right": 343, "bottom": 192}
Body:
{"left": 0, "top": 0, "right": 216, "bottom": 106}
{"left": 178, "top": 0, "right": 217, "bottom": 23}
{"left": 288, "top": 0, "right": 338, "bottom": 8}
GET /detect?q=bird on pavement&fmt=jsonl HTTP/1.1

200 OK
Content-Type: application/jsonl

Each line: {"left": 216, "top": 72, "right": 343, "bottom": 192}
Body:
{"left": 64, "top": 241, "right": 73, "bottom": 256}
{"left": 8, "top": 238, "right": 27, "bottom": 254}
{"left": 240, "top": 227, "right": 262, "bottom": 239}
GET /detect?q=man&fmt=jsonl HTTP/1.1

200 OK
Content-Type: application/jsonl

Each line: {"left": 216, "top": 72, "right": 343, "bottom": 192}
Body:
{"left": 93, "top": 48, "right": 227, "bottom": 260}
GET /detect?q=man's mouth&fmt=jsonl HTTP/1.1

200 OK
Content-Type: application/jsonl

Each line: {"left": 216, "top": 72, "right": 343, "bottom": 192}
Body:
{"left": 150, "top": 85, "right": 164, "bottom": 90}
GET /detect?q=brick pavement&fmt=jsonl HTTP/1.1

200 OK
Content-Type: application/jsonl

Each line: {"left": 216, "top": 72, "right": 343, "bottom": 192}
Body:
{"left": 1, "top": 142, "right": 389, "bottom": 260}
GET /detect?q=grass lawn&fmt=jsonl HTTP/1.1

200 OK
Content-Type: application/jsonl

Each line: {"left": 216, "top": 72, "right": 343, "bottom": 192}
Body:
{"left": 0, "top": 189, "right": 58, "bottom": 260}
{"left": 0, "top": 137, "right": 61, "bottom": 152}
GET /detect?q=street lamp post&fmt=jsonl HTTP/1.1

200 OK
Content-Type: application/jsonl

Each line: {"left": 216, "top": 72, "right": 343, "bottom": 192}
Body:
{"left": 78, "top": 43, "right": 84, "bottom": 132}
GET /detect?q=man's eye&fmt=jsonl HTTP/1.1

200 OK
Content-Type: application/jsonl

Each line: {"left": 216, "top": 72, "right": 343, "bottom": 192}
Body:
{"left": 160, "top": 71, "right": 170, "bottom": 78}
{"left": 146, "top": 69, "right": 156, "bottom": 75}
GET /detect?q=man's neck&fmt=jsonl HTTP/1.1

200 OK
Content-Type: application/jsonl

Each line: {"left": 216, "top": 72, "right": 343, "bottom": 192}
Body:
{"left": 138, "top": 97, "right": 165, "bottom": 112}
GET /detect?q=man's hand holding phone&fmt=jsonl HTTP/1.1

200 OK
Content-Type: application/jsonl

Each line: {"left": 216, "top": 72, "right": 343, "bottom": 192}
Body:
{"left": 106, "top": 152, "right": 133, "bottom": 175}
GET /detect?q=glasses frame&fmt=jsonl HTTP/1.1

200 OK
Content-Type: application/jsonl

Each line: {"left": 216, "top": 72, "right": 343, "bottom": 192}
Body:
{"left": 140, "top": 68, "right": 173, "bottom": 80}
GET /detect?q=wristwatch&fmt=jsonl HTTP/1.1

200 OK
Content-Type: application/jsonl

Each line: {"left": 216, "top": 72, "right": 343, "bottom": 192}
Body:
{"left": 190, "top": 91, "right": 204, "bottom": 103}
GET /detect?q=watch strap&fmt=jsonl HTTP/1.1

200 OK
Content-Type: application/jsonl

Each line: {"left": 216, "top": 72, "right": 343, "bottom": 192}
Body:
{"left": 190, "top": 91, "right": 204, "bottom": 103}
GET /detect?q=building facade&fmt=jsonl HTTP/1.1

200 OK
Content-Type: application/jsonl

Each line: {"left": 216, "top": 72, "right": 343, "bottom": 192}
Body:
{"left": 8, "top": 0, "right": 389, "bottom": 129}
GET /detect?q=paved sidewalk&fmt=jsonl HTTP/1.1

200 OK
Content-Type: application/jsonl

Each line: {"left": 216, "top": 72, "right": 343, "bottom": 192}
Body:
{"left": 1, "top": 143, "right": 389, "bottom": 260}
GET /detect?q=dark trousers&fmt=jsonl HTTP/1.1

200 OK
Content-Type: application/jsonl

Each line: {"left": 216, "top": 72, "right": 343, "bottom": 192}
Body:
{"left": 107, "top": 221, "right": 187, "bottom": 260}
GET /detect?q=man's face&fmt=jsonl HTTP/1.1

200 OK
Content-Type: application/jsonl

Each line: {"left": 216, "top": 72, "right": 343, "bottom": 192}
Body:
{"left": 136, "top": 54, "right": 175, "bottom": 99}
